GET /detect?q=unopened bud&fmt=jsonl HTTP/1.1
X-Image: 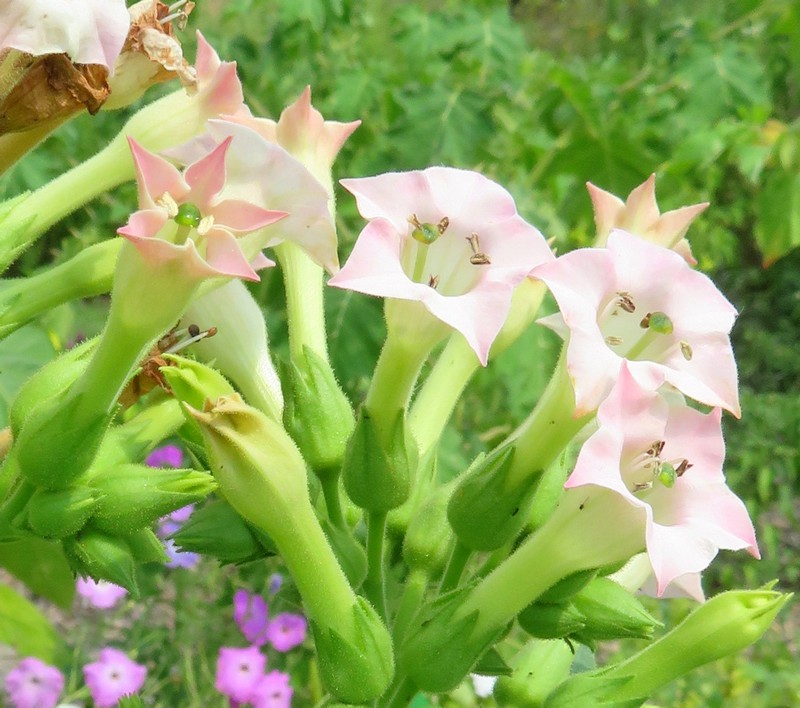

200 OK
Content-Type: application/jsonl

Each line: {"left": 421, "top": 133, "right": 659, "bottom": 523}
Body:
{"left": 23, "top": 487, "right": 99, "bottom": 538}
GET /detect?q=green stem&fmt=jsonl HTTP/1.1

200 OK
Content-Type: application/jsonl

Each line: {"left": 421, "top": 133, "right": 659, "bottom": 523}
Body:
{"left": 460, "top": 490, "right": 643, "bottom": 637}
{"left": 392, "top": 569, "right": 428, "bottom": 644}
{"left": 276, "top": 241, "right": 329, "bottom": 364}
{"left": 411, "top": 242, "right": 428, "bottom": 283}
{"left": 625, "top": 327, "right": 660, "bottom": 360}
{"left": 378, "top": 676, "right": 418, "bottom": 708}
{"left": 438, "top": 540, "right": 472, "bottom": 594}
{"left": 505, "top": 348, "right": 591, "bottom": 487}
{"left": 319, "top": 473, "right": 346, "bottom": 529}
{"left": 408, "top": 333, "right": 480, "bottom": 457}
{"left": 364, "top": 511, "right": 388, "bottom": 620}
{"left": 0, "top": 239, "right": 120, "bottom": 338}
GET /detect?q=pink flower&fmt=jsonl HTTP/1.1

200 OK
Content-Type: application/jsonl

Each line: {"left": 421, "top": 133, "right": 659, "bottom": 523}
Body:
{"left": 266, "top": 612, "right": 307, "bottom": 652}
{"left": 83, "top": 648, "right": 147, "bottom": 708}
{"left": 145, "top": 444, "right": 184, "bottom": 468}
{"left": 250, "top": 670, "right": 294, "bottom": 708}
{"left": 329, "top": 168, "right": 554, "bottom": 364}
{"left": 234, "top": 589, "right": 270, "bottom": 646}
{"left": 165, "top": 118, "right": 342, "bottom": 272}
{"left": 4, "top": 657, "right": 64, "bottom": 708}
{"left": 0, "top": 0, "right": 129, "bottom": 70}
{"left": 76, "top": 577, "right": 128, "bottom": 610}
{"left": 215, "top": 646, "right": 266, "bottom": 703}
{"left": 587, "top": 174, "right": 708, "bottom": 263}
{"left": 533, "top": 229, "right": 740, "bottom": 416}
{"left": 564, "top": 364, "right": 758, "bottom": 595}
{"left": 118, "top": 136, "right": 286, "bottom": 282}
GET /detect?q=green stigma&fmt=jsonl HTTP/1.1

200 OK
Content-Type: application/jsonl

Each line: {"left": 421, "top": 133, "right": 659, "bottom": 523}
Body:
{"left": 174, "top": 202, "right": 202, "bottom": 228}
{"left": 657, "top": 462, "right": 677, "bottom": 488}
{"left": 409, "top": 214, "right": 449, "bottom": 245}
{"left": 641, "top": 311, "right": 674, "bottom": 335}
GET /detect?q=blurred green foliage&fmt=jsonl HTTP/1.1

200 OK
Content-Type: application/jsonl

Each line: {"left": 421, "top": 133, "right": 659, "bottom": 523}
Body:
{"left": 1, "top": 0, "right": 798, "bottom": 704}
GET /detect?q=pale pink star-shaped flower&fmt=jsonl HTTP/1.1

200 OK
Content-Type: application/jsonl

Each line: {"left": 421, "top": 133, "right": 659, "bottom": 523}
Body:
{"left": 587, "top": 174, "right": 708, "bottom": 263}
{"left": 564, "top": 364, "right": 758, "bottom": 595}
{"left": 329, "top": 167, "right": 554, "bottom": 364}
{"left": 533, "top": 229, "right": 740, "bottom": 416}
{"left": 164, "top": 118, "right": 342, "bottom": 272}
{"left": 117, "top": 136, "right": 286, "bottom": 282}
{"left": 0, "top": 0, "right": 129, "bottom": 70}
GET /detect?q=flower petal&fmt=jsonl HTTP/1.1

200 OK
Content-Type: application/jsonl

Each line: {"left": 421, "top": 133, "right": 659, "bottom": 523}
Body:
{"left": 128, "top": 137, "right": 188, "bottom": 209}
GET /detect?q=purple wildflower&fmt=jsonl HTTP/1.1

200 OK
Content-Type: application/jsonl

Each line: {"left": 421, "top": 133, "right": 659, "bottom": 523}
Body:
{"left": 233, "top": 589, "right": 269, "bottom": 646}
{"left": 215, "top": 646, "right": 266, "bottom": 703}
{"left": 250, "top": 670, "right": 293, "bottom": 708}
{"left": 83, "top": 648, "right": 147, "bottom": 708}
{"left": 164, "top": 538, "right": 200, "bottom": 569}
{"left": 76, "top": 577, "right": 128, "bottom": 610}
{"left": 268, "top": 573, "right": 283, "bottom": 596}
{"left": 167, "top": 504, "right": 195, "bottom": 524}
{"left": 145, "top": 444, "right": 184, "bottom": 468}
{"left": 266, "top": 613, "right": 307, "bottom": 652}
{"left": 4, "top": 657, "right": 64, "bottom": 708}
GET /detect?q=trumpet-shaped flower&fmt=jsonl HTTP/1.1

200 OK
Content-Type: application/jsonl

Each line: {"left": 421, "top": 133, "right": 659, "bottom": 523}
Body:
{"left": 117, "top": 136, "right": 286, "bottom": 282}
{"left": 166, "top": 118, "right": 341, "bottom": 272}
{"left": 564, "top": 364, "right": 758, "bottom": 595}
{"left": 329, "top": 168, "right": 554, "bottom": 364}
{"left": 533, "top": 229, "right": 740, "bottom": 416}
{"left": 0, "top": 0, "right": 129, "bottom": 70}
{"left": 587, "top": 174, "right": 708, "bottom": 263}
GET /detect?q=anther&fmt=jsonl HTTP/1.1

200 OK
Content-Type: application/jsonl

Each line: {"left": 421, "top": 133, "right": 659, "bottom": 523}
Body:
{"left": 428, "top": 274, "right": 440, "bottom": 289}
{"left": 466, "top": 232, "right": 491, "bottom": 265}
{"left": 605, "top": 335, "right": 623, "bottom": 346}
{"left": 197, "top": 215, "right": 215, "bottom": 235}
{"left": 680, "top": 341, "right": 693, "bottom": 361}
{"left": 617, "top": 291, "right": 636, "bottom": 313}
{"left": 157, "top": 192, "right": 180, "bottom": 218}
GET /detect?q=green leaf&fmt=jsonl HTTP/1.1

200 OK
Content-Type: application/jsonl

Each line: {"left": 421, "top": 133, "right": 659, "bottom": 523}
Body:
{"left": 0, "top": 582, "right": 65, "bottom": 662}
{"left": 0, "top": 538, "right": 75, "bottom": 608}
{"left": 755, "top": 170, "right": 800, "bottom": 265}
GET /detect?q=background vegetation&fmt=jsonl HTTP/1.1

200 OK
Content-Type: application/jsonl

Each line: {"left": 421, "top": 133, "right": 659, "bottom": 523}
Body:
{"left": 1, "top": 0, "right": 798, "bottom": 705}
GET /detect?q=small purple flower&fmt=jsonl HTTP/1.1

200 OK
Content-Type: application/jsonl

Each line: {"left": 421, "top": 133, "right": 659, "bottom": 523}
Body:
{"left": 167, "top": 504, "right": 195, "bottom": 524}
{"left": 266, "top": 613, "right": 307, "bottom": 652}
{"left": 164, "top": 538, "right": 200, "bottom": 569}
{"left": 215, "top": 646, "right": 266, "bottom": 703}
{"left": 4, "top": 657, "right": 64, "bottom": 708}
{"left": 233, "top": 589, "right": 269, "bottom": 646}
{"left": 250, "top": 670, "right": 293, "bottom": 708}
{"left": 145, "top": 444, "right": 184, "bottom": 468}
{"left": 76, "top": 577, "right": 128, "bottom": 610}
{"left": 83, "top": 648, "right": 147, "bottom": 708}
{"left": 268, "top": 573, "right": 283, "bottom": 596}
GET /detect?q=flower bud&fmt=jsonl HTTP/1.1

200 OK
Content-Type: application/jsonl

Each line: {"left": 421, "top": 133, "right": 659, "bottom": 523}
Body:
{"left": 342, "top": 408, "right": 415, "bottom": 513}
{"left": 171, "top": 498, "right": 273, "bottom": 563}
{"left": 494, "top": 640, "right": 574, "bottom": 707}
{"left": 518, "top": 601, "right": 586, "bottom": 640}
{"left": 311, "top": 597, "right": 394, "bottom": 704}
{"left": 283, "top": 346, "right": 355, "bottom": 475}
{"left": 537, "top": 569, "right": 598, "bottom": 604}
{"left": 87, "top": 464, "right": 217, "bottom": 535}
{"left": 570, "top": 577, "right": 661, "bottom": 644}
{"left": 448, "top": 446, "right": 536, "bottom": 551}
{"left": 160, "top": 354, "right": 236, "bottom": 411}
{"left": 63, "top": 528, "right": 139, "bottom": 594}
{"left": 22, "top": 486, "right": 99, "bottom": 538}
{"left": 402, "top": 480, "right": 455, "bottom": 577}
{"left": 545, "top": 588, "right": 792, "bottom": 706}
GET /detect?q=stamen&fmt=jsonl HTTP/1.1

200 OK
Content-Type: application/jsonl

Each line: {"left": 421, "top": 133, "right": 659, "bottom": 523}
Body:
{"left": 197, "top": 215, "right": 215, "bottom": 236}
{"left": 428, "top": 274, "right": 440, "bottom": 289}
{"left": 163, "top": 326, "right": 218, "bottom": 354}
{"left": 675, "top": 459, "right": 693, "bottom": 477}
{"left": 156, "top": 192, "right": 179, "bottom": 218}
{"left": 680, "top": 341, "right": 693, "bottom": 361}
{"left": 409, "top": 214, "right": 446, "bottom": 245}
{"left": 466, "top": 232, "right": 491, "bottom": 265}
{"left": 617, "top": 291, "right": 636, "bottom": 313}
{"left": 605, "top": 335, "right": 623, "bottom": 346}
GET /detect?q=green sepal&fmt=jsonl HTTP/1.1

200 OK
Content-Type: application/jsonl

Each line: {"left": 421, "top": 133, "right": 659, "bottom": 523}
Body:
{"left": 172, "top": 499, "right": 273, "bottom": 564}
{"left": 160, "top": 353, "right": 236, "bottom": 410}
{"left": 322, "top": 518, "right": 367, "bottom": 587}
{"left": 311, "top": 597, "right": 394, "bottom": 704}
{"left": 342, "top": 407, "right": 416, "bottom": 513}
{"left": 518, "top": 601, "right": 586, "bottom": 639}
{"left": 400, "top": 583, "right": 508, "bottom": 692}
{"left": 9, "top": 337, "right": 95, "bottom": 438}
{"left": 16, "top": 391, "right": 112, "bottom": 490}
{"left": 63, "top": 528, "right": 139, "bottom": 595}
{"left": 87, "top": 464, "right": 217, "bottom": 535}
{"left": 570, "top": 578, "right": 661, "bottom": 643}
{"left": 282, "top": 346, "right": 355, "bottom": 475}
{"left": 123, "top": 527, "right": 169, "bottom": 565}
{"left": 402, "top": 479, "right": 455, "bottom": 577}
{"left": 538, "top": 569, "right": 598, "bottom": 604}
{"left": 23, "top": 486, "right": 100, "bottom": 538}
{"left": 472, "top": 647, "right": 513, "bottom": 676}
{"left": 448, "top": 445, "right": 537, "bottom": 551}
{"left": 494, "top": 639, "right": 575, "bottom": 708}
